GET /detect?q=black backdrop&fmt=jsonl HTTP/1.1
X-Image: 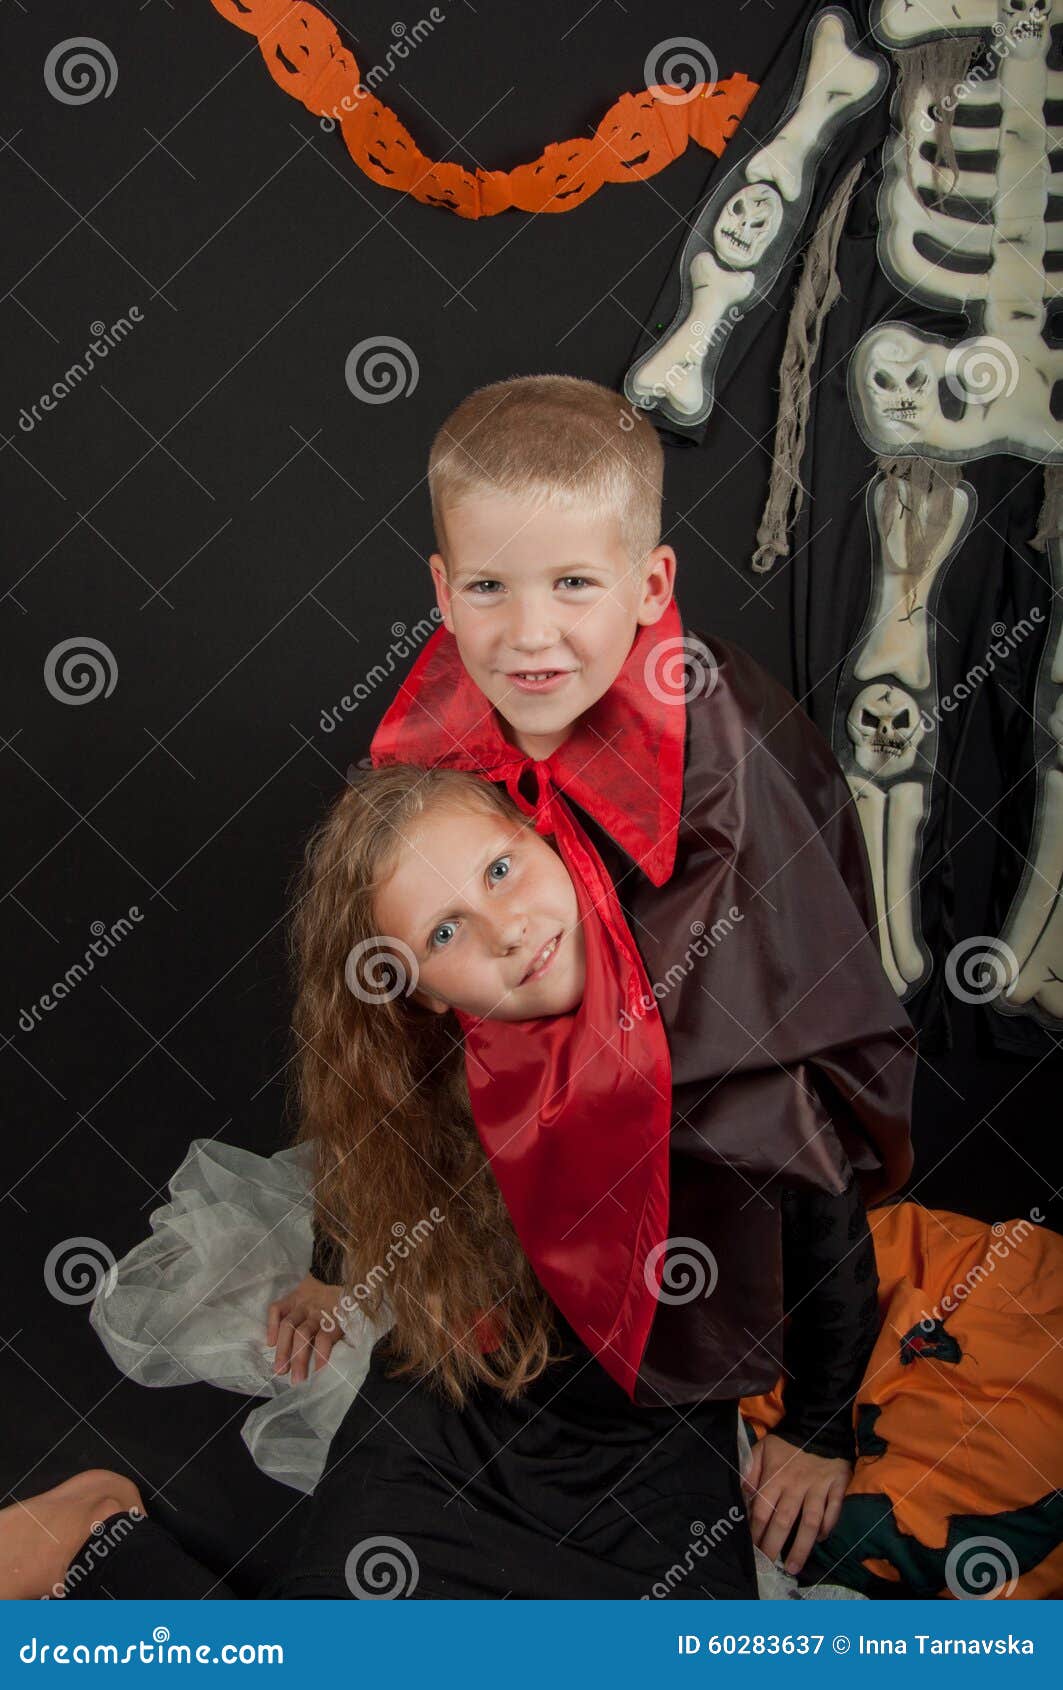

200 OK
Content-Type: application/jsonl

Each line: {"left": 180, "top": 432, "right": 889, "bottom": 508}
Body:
{"left": 3, "top": 0, "right": 1059, "bottom": 1591}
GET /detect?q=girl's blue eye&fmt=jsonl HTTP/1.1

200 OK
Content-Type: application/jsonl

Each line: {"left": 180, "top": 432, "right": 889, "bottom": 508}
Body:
{"left": 487, "top": 856, "right": 511, "bottom": 883}
{"left": 430, "top": 921, "right": 457, "bottom": 949}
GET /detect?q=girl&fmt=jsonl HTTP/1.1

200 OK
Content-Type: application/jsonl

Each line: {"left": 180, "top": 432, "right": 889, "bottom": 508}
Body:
{"left": 3, "top": 764, "right": 869, "bottom": 1600}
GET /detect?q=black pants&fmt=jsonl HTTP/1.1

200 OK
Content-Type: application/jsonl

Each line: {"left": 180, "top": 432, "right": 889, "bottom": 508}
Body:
{"left": 61, "top": 1335, "right": 759, "bottom": 1601}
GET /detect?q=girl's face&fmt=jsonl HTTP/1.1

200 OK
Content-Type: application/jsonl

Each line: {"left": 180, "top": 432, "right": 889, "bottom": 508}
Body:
{"left": 373, "top": 799, "right": 586, "bottom": 1021}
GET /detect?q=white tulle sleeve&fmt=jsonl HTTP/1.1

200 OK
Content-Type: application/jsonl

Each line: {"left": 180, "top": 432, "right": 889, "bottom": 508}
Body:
{"left": 89, "top": 1136, "right": 389, "bottom": 1493}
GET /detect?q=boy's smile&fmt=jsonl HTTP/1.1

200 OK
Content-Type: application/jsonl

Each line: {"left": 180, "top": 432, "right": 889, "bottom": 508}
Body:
{"left": 429, "top": 493, "right": 675, "bottom": 761}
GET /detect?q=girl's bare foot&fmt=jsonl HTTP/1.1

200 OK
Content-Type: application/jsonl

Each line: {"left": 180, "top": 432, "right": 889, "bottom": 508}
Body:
{"left": 0, "top": 1469, "right": 146, "bottom": 1599}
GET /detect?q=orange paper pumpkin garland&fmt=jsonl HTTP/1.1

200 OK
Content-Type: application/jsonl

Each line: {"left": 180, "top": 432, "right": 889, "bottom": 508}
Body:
{"left": 208, "top": 0, "right": 758, "bottom": 218}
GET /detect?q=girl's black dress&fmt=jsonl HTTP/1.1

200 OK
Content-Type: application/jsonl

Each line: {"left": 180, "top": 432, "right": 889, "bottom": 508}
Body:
{"left": 61, "top": 1178, "right": 875, "bottom": 1602}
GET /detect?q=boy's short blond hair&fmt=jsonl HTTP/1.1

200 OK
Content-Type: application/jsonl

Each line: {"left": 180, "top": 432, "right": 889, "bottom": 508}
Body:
{"left": 428, "top": 374, "right": 664, "bottom": 572}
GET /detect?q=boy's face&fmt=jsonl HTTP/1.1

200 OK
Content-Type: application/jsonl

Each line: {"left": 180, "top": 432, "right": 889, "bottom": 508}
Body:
{"left": 429, "top": 492, "right": 675, "bottom": 759}
{"left": 373, "top": 799, "right": 586, "bottom": 1021}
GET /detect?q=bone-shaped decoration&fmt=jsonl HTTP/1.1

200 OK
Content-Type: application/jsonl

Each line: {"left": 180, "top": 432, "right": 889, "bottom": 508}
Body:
{"left": 849, "top": 776, "right": 926, "bottom": 992}
{"left": 875, "top": 0, "right": 1013, "bottom": 47}
{"left": 855, "top": 479, "right": 972, "bottom": 690}
{"left": 630, "top": 255, "right": 754, "bottom": 415}
{"left": 746, "top": 12, "right": 882, "bottom": 200}
{"left": 625, "top": 8, "right": 885, "bottom": 431}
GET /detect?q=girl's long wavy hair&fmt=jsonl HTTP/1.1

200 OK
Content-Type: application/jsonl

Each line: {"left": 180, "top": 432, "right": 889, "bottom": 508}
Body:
{"left": 286, "top": 763, "right": 567, "bottom": 1407}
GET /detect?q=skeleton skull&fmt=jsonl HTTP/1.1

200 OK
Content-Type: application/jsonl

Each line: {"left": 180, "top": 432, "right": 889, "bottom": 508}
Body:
{"left": 1001, "top": 0, "right": 1049, "bottom": 58}
{"left": 847, "top": 684, "right": 926, "bottom": 778}
{"left": 712, "top": 183, "right": 783, "bottom": 269}
{"left": 860, "top": 331, "right": 937, "bottom": 440}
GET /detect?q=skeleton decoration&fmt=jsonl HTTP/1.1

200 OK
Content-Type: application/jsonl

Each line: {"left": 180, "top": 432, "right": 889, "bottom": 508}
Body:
{"left": 623, "top": 0, "right": 1063, "bottom": 1037}
{"left": 834, "top": 0, "right": 1063, "bottom": 1029}
{"left": 624, "top": 8, "right": 885, "bottom": 424}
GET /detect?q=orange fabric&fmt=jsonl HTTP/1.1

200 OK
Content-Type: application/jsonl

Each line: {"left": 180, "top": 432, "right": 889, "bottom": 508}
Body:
{"left": 208, "top": 1, "right": 758, "bottom": 218}
{"left": 742, "top": 1203, "right": 1063, "bottom": 1599}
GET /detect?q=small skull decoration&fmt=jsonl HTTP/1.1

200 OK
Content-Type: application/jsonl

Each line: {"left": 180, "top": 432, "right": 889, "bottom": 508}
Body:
{"left": 861, "top": 332, "right": 937, "bottom": 440}
{"left": 847, "top": 684, "right": 926, "bottom": 777}
{"left": 1001, "top": 0, "right": 1049, "bottom": 56}
{"left": 712, "top": 184, "right": 783, "bottom": 269}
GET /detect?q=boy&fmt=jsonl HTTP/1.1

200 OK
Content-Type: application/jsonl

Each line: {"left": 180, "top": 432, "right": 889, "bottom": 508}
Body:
{"left": 314, "top": 374, "right": 915, "bottom": 1579}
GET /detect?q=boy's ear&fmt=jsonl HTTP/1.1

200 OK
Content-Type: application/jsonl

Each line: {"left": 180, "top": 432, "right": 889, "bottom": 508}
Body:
{"left": 636, "top": 545, "right": 677, "bottom": 627}
{"left": 429, "top": 553, "right": 455, "bottom": 632}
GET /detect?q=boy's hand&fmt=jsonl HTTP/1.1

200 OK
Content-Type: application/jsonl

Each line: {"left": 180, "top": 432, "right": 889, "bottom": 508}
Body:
{"left": 266, "top": 1274, "right": 345, "bottom": 1385}
{"left": 741, "top": 1431, "right": 851, "bottom": 1576}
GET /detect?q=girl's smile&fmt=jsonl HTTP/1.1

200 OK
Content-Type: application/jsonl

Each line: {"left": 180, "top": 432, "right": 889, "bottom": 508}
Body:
{"left": 373, "top": 798, "right": 586, "bottom": 1021}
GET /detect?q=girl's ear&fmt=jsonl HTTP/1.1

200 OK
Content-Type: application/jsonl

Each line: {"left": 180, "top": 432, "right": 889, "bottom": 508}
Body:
{"left": 412, "top": 985, "right": 450, "bottom": 1016}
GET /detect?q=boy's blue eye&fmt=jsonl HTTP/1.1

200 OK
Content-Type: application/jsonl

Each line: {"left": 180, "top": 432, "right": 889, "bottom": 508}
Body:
{"left": 487, "top": 856, "right": 511, "bottom": 883}
{"left": 557, "top": 575, "right": 592, "bottom": 590}
{"left": 430, "top": 921, "right": 457, "bottom": 949}
{"left": 467, "top": 579, "right": 503, "bottom": 595}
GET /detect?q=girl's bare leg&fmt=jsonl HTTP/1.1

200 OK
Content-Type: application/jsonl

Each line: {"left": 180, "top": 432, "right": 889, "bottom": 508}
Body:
{"left": 0, "top": 1469, "right": 146, "bottom": 1599}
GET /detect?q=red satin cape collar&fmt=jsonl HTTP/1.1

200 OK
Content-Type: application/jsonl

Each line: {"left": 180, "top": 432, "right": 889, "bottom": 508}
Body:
{"left": 370, "top": 606, "right": 687, "bottom": 1396}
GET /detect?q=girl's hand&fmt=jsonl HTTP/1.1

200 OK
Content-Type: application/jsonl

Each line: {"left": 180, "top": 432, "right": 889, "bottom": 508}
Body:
{"left": 266, "top": 1275, "right": 345, "bottom": 1385}
{"left": 741, "top": 1431, "right": 851, "bottom": 1576}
